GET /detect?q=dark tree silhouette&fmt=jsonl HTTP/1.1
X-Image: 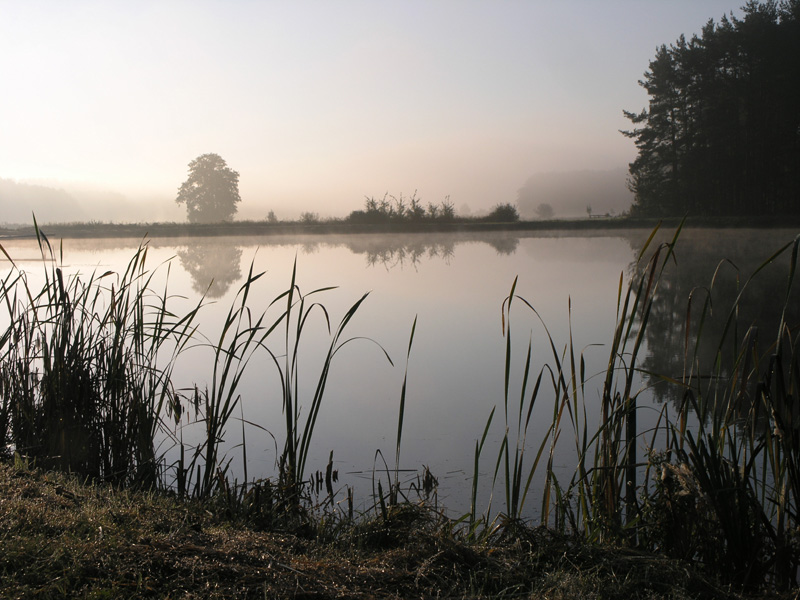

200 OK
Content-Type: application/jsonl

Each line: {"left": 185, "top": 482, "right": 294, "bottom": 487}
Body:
{"left": 176, "top": 154, "right": 241, "bottom": 223}
{"left": 485, "top": 203, "right": 520, "bottom": 222}
{"left": 622, "top": 1, "right": 800, "bottom": 216}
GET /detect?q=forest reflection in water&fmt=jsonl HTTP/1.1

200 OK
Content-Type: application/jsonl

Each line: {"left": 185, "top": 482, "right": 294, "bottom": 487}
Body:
{"left": 29, "top": 227, "right": 800, "bottom": 415}
{"left": 633, "top": 229, "right": 800, "bottom": 416}
{"left": 169, "top": 231, "right": 531, "bottom": 298}
{"left": 167, "top": 227, "right": 799, "bottom": 419}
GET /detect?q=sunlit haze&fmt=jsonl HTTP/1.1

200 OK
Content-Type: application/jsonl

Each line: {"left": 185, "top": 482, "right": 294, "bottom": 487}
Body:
{"left": 1, "top": 1, "right": 746, "bottom": 222}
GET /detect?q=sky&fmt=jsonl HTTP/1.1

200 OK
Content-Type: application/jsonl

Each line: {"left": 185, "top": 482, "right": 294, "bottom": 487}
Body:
{"left": 0, "top": 1, "right": 748, "bottom": 221}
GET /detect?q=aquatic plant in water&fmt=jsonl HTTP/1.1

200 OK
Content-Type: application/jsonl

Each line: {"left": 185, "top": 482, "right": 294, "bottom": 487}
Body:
{"left": 0, "top": 225, "right": 200, "bottom": 487}
{"left": 476, "top": 223, "right": 800, "bottom": 588}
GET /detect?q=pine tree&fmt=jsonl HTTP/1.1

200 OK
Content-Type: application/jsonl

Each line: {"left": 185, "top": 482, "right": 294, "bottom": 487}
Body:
{"left": 622, "top": 1, "right": 800, "bottom": 216}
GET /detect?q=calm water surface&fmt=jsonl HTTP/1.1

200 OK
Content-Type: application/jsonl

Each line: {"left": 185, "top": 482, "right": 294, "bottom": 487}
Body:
{"left": 2, "top": 228, "right": 797, "bottom": 517}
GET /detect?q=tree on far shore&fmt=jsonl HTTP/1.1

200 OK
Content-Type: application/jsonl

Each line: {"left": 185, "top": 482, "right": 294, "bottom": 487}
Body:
{"left": 622, "top": 1, "right": 800, "bottom": 217}
{"left": 176, "top": 154, "right": 241, "bottom": 223}
{"left": 536, "top": 203, "right": 555, "bottom": 219}
{"left": 485, "top": 203, "right": 520, "bottom": 222}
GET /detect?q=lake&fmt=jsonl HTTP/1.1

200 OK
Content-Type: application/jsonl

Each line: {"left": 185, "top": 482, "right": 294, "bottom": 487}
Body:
{"left": 2, "top": 227, "right": 798, "bottom": 519}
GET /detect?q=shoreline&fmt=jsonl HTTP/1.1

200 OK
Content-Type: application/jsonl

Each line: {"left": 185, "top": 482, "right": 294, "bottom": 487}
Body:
{"left": 2, "top": 215, "right": 799, "bottom": 241}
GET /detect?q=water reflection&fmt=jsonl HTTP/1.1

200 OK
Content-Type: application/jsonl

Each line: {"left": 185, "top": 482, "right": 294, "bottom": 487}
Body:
{"left": 177, "top": 241, "right": 243, "bottom": 298}
{"left": 630, "top": 230, "right": 800, "bottom": 410}
{"left": 58, "top": 230, "right": 578, "bottom": 272}
{"left": 363, "top": 240, "right": 454, "bottom": 270}
{"left": 335, "top": 232, "right": 522, "bottom": 269}
{"left": 485, "top": 236, "right": 519, "bottom": 255}
{"left": 300, "top": 240, "right": 321, "bottom": 254}
{"left": 25, "top": 226, "right": 800, "bottom": 406}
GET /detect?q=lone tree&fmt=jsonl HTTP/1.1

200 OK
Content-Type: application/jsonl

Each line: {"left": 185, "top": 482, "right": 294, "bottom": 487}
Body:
{"left": 535, "top": 203, "right": 555, "bottom": 219}
{"left": 176, "top": 153, "right": 241, "bottom": 223}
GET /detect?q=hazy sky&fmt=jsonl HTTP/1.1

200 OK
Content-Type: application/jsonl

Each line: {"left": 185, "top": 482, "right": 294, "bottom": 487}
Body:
{"left": 1, "top": 1, "right": 747, "bottom": 219}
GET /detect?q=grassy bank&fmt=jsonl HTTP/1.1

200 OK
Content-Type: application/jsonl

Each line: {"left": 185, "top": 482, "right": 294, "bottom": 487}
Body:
{"left": 0, "top": 459, "right": 778, "bottom": 599}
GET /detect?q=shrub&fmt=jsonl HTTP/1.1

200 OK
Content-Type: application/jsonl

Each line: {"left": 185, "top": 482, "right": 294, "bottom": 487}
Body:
{"left": 485, "top": 203, "right": 520, "bottom": 222}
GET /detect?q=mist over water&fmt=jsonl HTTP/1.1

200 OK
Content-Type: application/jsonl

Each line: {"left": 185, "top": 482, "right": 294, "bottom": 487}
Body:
{"left": 1, "top": 227, "right": 796, "bottom": 517}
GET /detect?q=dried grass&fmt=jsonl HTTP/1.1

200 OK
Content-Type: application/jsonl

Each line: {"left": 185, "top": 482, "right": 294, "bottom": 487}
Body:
{"left": 1, "top": 461, "right": 786, "bottom": 599}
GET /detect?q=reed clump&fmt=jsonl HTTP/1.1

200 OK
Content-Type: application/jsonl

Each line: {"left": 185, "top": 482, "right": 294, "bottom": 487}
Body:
{"left": 0, "top": 225, "right": 387, "bottom": 524}
{"left": 0, "top": 229, "right": 198, "bottom": 488}
{"left": 475, "top": 222, "right": 800, "bottom": 590}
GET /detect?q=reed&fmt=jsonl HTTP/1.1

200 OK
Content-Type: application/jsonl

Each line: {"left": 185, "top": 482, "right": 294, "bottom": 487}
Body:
{"left": 0, "top": 235, "right": 385, "bottom": 520}
{"left": 480, "top": 224, "right": 680, "bottom": 541}
{"left": 221, "top": 257, "right": 390, "bottom": 518}
{"left": 476, "top": 223, "right": 800, "bottom": 588}
{"left": 491, "top": 276, "right": 563, "bottom": 524}
{"left": 645, "top": 234, "right": 800, "bottom": 588}
{"left": 369, "top": 316, "right": 420, "bottom": 521}
{"left": 175, "top": 261, "right": 274, "bottom": 498}
{"left": 0, "top": 225, "right": 200, "bottom": 487}
{"left": 391, "top": 316, "right": 416, "bottom": 506}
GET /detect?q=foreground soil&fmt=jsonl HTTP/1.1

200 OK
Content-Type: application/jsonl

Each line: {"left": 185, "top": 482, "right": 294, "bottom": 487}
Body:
{"left": 0, "top": 461, "right": 793, "bottom": 599}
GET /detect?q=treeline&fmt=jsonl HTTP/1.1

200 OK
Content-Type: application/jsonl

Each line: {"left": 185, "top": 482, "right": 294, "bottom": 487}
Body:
{"left": 346, "top": 192, "right": 519, "bottom": 224}
{"left": 623, "top": 0, "right": 800, "bottom": 216}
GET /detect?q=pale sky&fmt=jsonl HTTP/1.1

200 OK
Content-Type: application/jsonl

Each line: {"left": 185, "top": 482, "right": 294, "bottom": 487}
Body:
{"left": 1, "top": 1, "right": 747, "bottom": 220}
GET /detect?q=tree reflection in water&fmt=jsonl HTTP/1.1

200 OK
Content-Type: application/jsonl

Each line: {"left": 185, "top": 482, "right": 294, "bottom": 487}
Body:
{"left": 339, "top": 233, "right": 520, "bottom": 270}
{"left": 629, "top": 230, "right": 800, "bottom": 414}
{"left": 363, "top": 240, "right": 456, "bottom": 270}
{"left": 300, "top": 241, "right": 320, "bottom": 255}
{"left": 178, "top": 242, "right": 243, "bottom": 299}
{"left": 485, "top": 236, "right": 519, "bottom": 255}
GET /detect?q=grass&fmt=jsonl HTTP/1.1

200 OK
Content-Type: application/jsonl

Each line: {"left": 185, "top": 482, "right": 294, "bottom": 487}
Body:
{"left": 465, "top": 222, "right": 800, "bottom": 590}
{"left": 1, "top": 222, "right": 800, "bottom": 595}
{"left": 0, "top": 226, "right": 199, "bottom": 488}
{"left": 469, "top": 224, "right": 682, "bottom": 541}
{"left": 0, "top": 459, "right": 775, "bottom": 599}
